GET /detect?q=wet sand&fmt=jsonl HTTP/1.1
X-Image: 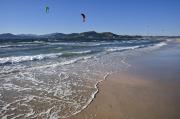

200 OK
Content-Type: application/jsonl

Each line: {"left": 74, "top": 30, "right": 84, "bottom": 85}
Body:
{"left": 68, "top": 41, "right": 180, "bottom": 119}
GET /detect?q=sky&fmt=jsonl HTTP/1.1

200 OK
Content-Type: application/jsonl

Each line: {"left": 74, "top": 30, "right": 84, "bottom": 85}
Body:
{"left": 0, "top": 0, "right": 180, "bottom": 36}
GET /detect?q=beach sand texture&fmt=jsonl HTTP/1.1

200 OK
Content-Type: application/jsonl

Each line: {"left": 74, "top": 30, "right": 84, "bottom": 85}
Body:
{"left": 68, "top": 41, "right": 180, "bottom": 119}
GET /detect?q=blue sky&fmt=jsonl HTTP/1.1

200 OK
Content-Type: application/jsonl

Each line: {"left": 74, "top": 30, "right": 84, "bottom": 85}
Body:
{"left": 0, "top": 0, "right": 179, "bottom": 35}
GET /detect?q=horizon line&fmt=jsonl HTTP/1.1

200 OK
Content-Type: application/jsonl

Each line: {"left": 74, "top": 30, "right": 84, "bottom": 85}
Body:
{"left": 0, "top": 31, "right": 179, "bottom": 37}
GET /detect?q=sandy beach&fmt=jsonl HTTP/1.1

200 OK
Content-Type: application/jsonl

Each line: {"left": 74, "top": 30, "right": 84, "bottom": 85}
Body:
{"left": 1, "top": 1, "right": 180, "bottom": 118}
{"left": 68, "top": 41, "right": 180, "bottom": 119}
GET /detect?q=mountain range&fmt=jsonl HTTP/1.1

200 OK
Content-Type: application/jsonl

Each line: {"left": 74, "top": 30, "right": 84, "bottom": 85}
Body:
{"left": 0, "top": 31, "right": 143, "bottom": 42}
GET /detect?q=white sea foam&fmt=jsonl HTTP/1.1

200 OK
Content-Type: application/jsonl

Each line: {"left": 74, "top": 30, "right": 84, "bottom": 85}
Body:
{"left": 106, "top": 46, "right": 140, "bottom": 52}
{"left": 0, "top": 53, "right": 63, "bottom": 64}
{"left": 25, "top": 56, "right": 93, "bottom": 71}
{"left": 0, "top": 44, "right": 39, "bottom": 48}
{"left": 0, "top": 44, "right": 26, "bottom": 48}
{"left": 48, "top": 42, "right": 77, "bottom": 45}
{"left": 0, "top": 50, "right": 93, "bottom": 65}
{"left": 0, "top": 45, "right": 12, "bottom": 48}
{"left": 62, "top": 72, "right": 112, "bottom": 119}
{"left": 143, "top": 42, "right": 167, "bottom": 51}
{"left": 69, "top": 50, "right": 92, "bottom": 54}
{"left": 11, "top": 114, "right": 24, "bottom": 119}
{"left": 152, "top": 42, "right": 167, "bottom": 48}
{"left": 59, "top": 56, "right": 93, "bottom": 66}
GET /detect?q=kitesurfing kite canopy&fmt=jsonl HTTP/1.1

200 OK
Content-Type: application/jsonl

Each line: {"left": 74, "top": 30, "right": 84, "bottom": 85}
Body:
{"left": 45, "top": 6, "right": 50, "bottom": 13}
{"left": 81, "top": 13, "right": 86, "bottom": 22}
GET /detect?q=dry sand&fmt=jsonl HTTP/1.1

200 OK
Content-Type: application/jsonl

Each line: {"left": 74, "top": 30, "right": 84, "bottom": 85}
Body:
{"left": 68, "top": 42, "right": 180, "bottom": 119}
{"left": 68, "top": 72, "right": 180, "bottom": 119}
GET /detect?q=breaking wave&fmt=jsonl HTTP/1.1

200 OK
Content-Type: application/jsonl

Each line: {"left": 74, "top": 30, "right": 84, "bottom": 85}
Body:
{"left": 106, "top": 46, "right": 141, "bottom": 52}
{"left": 0, "top": 50, "right": 93, "bottom": 65}
{"left": 0, "top": 53, "right": 63, "bottom": 64}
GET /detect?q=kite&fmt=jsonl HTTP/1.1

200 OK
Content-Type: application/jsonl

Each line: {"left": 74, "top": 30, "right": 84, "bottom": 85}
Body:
{"left": 45, "top": 6, "right": 50, "bottom": 13}
{"left": 81, "top": 13, "right": 86, "bottom": 22}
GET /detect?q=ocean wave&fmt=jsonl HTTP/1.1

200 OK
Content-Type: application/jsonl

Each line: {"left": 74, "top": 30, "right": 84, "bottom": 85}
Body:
{"left": 48, "top": 41, "right": 121, "bottom": 47}
{"left": 68, "top": 50, "right": 92, "bottom": 54}
{"left": 0, "top": 44, "right": 25, "bottom": 48}
{"left": 48, "top": 42, "right": 77, "bottom": 46}
{"left": 145, "top": 42, "right": 167, "bottom": 50}
{"left": 106, "top": 46, "right": 140, "bottom": 52}
{"left": 60, "top": 56, "right": 93, "bottom": 66}
{"left": 152, "top": 42, "right": 167, "bottom": 48}
{"left": 0, "top": 43, "right": 41, "bottom": 49}
{"left": 0, "top": 53, "right": 63, "bottom": 64}
{"left": 105, "top": 41, "right": 167, "bottom": 54}
{"left": 0, "top": 45, "right": 12, "bottom": 48}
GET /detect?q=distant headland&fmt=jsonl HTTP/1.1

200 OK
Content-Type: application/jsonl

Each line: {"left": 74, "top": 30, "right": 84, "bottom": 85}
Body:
{"left": 0, "top": 31, "right": 178, "bottom": 43}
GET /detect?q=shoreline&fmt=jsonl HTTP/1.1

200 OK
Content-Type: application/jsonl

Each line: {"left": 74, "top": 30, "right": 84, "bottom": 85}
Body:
{"left": 63, "top": 73, "right": 111, "bottom": 119}
{"left": 67, "top": 40, "right": 180, "bottom": 119}
{"left": 0, "top": 39, "right": 179, "bottom": 118}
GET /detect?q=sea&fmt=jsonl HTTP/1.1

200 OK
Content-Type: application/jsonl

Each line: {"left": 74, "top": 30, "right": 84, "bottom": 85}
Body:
{"left": 0, "top": 38, "right": 167, "bottom": 119}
